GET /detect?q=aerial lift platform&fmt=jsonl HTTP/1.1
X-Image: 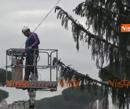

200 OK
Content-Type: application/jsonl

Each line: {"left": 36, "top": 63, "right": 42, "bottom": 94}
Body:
{"left": 5, "top": 48, "right": 59, "bottom": 109}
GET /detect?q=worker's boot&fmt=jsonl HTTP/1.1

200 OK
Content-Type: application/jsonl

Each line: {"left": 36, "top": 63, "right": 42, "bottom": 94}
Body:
{"left": 30, "top": 73, "right": 38, "bottom": 81}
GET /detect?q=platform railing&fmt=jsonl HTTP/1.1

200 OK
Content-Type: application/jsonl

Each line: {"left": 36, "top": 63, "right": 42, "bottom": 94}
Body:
{"left": 5, "top": 48, "right": 58, "bottom": 90}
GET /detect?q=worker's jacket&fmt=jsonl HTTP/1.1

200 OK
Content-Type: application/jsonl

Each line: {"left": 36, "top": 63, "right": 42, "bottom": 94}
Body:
{"left": 25, "top": 32, "right": 40, "bottom": 49}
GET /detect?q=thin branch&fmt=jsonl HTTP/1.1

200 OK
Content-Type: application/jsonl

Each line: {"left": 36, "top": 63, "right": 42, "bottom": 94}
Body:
{"left": 55, "top": 6, "right": 120, "bottom": 50}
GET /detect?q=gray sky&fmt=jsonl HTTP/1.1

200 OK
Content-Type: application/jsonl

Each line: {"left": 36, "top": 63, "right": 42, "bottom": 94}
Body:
{"left": 0, "top": 0, "right": 101, "bottom": 103}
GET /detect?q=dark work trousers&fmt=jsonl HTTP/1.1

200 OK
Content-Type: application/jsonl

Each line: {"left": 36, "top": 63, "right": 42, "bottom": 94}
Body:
{"left": 24, "top": 49, "right": 39, "bottom": 81}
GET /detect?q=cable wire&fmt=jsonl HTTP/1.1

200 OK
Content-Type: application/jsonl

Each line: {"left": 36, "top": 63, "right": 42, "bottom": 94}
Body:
{"left": 33, "top": 0, "right": 62, "bottom": 32}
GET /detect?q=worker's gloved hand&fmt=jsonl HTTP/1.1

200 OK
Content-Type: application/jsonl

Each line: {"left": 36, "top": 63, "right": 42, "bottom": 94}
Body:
{"left": 27, "top": 46, "right": 32, "bottom": 50}
{"left": 25, "top": 46, "right": 32, "bottom": 53}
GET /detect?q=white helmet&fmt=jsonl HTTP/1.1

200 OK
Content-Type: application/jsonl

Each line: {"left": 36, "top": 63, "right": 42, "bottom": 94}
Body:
{"left": 22, "top": 26, "right": 30, "bottom": 33}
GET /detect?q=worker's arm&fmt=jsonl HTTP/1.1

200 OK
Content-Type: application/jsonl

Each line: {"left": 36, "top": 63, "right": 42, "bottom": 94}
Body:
{"left": 31, "top": 33, "right": 40, "bottom": 48}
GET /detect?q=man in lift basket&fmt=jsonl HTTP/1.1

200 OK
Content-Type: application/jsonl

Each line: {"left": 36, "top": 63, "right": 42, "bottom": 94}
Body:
{"left": 22, "top": 26, "right": 40, "bottom": 81}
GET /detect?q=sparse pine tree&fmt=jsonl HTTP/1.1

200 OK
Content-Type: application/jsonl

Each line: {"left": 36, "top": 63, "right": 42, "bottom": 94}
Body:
{"left": 55, "top": 0, "right": 130, "bottom": 109}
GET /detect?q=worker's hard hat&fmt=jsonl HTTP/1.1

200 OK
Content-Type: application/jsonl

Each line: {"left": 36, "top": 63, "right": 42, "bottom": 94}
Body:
{"left": 22, "top": 26, "right": 30, "bottom": 33}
